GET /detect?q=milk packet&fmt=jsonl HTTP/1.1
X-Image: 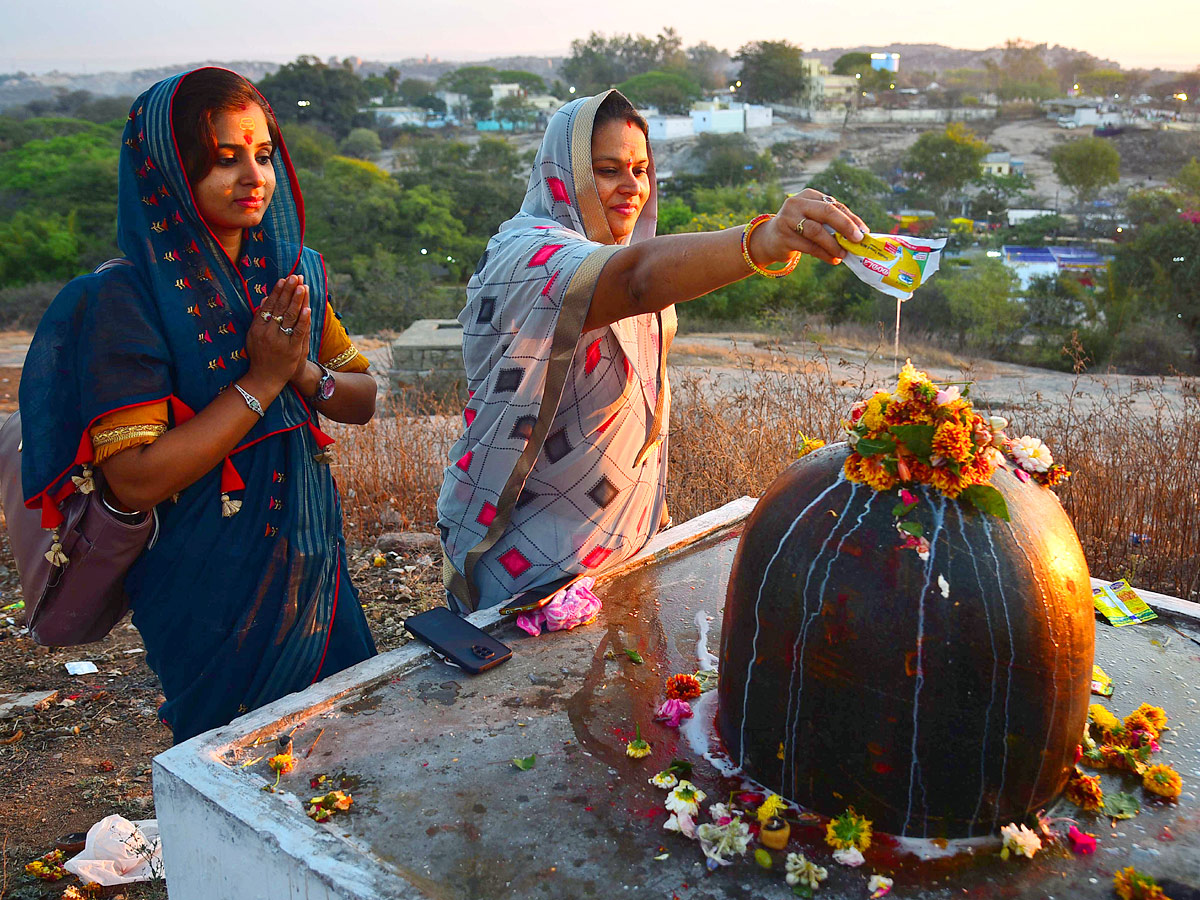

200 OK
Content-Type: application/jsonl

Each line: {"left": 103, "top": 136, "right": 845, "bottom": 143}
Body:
{"left": 833, "top": 231, "right": 947, "bottom": 301}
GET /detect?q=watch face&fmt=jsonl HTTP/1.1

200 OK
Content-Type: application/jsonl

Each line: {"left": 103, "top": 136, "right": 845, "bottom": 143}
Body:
{"left": 318, "top": 372, "right": 335, "bottom": 400}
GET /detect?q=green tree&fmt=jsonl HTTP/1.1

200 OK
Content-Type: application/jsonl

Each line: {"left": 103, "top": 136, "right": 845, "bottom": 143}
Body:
{"left": 617, "top": 70, "right": 701, "bottom": 113}
{"left": 0, "top": 210, "right": 81, "bottom": 286}
{"left": 941, "top": 259, "right": 1021, "bottom": 348}
{"left": 832, "top": 53, "right": 872, "bottom": 76}
{"left": 1004, "top": 213, "right": 1066, "bottom": 245}
{"left": 496, "top": 70, "right": 547, "bottom": 94}
{"left": 283, "top": 123, "right": 338, "bottom": 171}
{"left": 338, "top": 127, "right": 382, "bottom": 159}
{"left": 691, "top": 133, "right": 775, "bottom": 185}
{"left": 685, "top": 42, "right": 733, "bottom": 91}
{"left": 257, "top": 56, "right": 371, "bottom": 137}
{"left": 1170, "top": 157, "right": 1200, "bottom": 208}
{"left": 561, "top": 30, "right": 688, "bottom": 94}
{"left": 1112, "top": 217, "right": 1200, "bottom": 360}
{"left": 902, "top": 123, "right": 989, "bottom": 215}
{"left": 733, "top": 40, "right": 807, "bottom": 103}
{"left": 807, "top": 158, "right": 890, "bottom": 231}
{"left": 1050, "top": 136, "right": 1120, "bottom": 205}
{"left": 971, "top": 171, "right": 1031, "bottom": 221}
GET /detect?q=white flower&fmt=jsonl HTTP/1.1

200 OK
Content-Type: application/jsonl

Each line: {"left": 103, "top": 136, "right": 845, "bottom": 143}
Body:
{"left": 665, "top": 780, "right": 706, "bottom": 817}
{"left": 988, "top": 415, "right": 1009, "bottom": 432}
{"left": 935, "top": 385, "right": 961, "bottom": 405}
{"left": 696, "top": 816, "right": 751, "bottom": 867}
{"left": 847, "top": 430, "right": 860, "bottom": 448}
{"left": 937, "top": 574, "right": 950, "bottom": 599}
{"left": 707, "top": 802, "right": 732, "bottom": 823}
{"left": 664, "top": 811, "right": 696, "bottom": 839}
{"left": 868, "top": 874, "right": 894, "bottom": 897}
{"left": 833, "top": 846, "right": 865, "bottom": 866}
{"left": 1000, "top": 822, "right": 1042, "bottom": 859}
{"left": 649, "top": 771, "right": 678, "bottom": 790}
{"left": 1009, "top": 435, "right": 1053, "bottom": 473}
{"left": 785, "top": 852, "right": 828, "bottom": 889}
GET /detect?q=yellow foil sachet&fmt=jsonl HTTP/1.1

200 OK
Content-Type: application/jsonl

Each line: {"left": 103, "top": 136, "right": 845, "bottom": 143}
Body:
{"left": 834, "top": 231, "right": 948, "bottom": 301}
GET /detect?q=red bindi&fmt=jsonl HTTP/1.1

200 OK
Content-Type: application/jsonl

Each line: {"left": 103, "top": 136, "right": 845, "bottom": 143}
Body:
{"left": 243, "top": 133, "right": 253, "bottom": 144}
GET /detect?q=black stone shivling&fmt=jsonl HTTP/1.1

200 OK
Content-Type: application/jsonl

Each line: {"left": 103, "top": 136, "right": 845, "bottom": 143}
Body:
{"left": 717, "top": 442, "right": 1094, "bottom": 839}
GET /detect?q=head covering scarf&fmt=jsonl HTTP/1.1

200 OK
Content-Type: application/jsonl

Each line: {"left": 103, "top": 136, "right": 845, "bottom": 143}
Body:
{"left": 437, "top": 91, "right": 676, "bottom": 612}
{"left": 19, "top": 68, "right": 374, "bottom": 741}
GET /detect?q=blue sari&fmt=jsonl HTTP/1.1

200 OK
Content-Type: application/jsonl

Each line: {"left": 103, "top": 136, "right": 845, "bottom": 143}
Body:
{"left": 19, "top": 69, "right": 375, "bottom": 743}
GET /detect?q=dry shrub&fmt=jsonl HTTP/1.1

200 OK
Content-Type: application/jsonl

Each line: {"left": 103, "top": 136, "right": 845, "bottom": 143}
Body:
{"left": 326, "top": 389, "right": 459, "bottom": 543}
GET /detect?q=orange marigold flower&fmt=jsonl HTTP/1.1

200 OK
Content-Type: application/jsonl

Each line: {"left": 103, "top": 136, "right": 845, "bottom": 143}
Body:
{"left": 883, "top": 398, "right": 933, "bottom": 426}
{"left": 1099, "top": 744, "right": 1130, "bottom": 770}
{"left": 269, "top": 752, "right": 295, "bottom": 775}
{"left": 1124, "top": 710, "right": 1160, "bottom": 743}
{"left": 665, "top": 673, "right": 703, "bottom": 701}
{"left": 931, "top": 421, "right": 973, "bottom": 464}
{"left": 1143, "top": 764, "right": 1182, "bottom": 800}
{"left": 1134, "top": 704, "right": 1168, "bottom": 732}
{"left": 1064, "top": 769, "right": 1104, "bottom": 812}
{"left": 928, "top": 465, "right": 966, "bottom": 498}
{"left": 896, "top": 361, "right": 932, "bottom": 401}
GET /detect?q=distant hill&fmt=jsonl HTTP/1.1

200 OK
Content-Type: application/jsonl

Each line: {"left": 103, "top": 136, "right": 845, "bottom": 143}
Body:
{"left": 0, "top": 56, "right": 565, "bottom": 112}
{"left": 804, "top": 42, "right": 1121, "bottom": 74}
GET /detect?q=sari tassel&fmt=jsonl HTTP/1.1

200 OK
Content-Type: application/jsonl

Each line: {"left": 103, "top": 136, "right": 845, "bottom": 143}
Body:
{"left": 71, "top": 464, "right": 96, "bottom": 495}
{"left": 44, "top": 531, "right": 69, "bottom": 567}
{"left": 221, "top": 493, "right": 243, "bottom": 517}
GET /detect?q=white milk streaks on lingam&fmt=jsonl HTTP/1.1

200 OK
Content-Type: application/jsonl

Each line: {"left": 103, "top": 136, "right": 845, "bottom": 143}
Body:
{"left": 957, "top": 505, "right": 1001, "bottom": 836}
{"left": 737, "top": 472, "right": 846, "bottom": 767}
{"left": 903, "top": 491, "right": 948, "bottom": 836}
{"left": 783, "top": 486, "right": 873, "bottom": 789}
{"left": 982, "top": 517, "right": 1017, "bottom": 832}
{"left": 695, "top": 609, "right": 719, "bottom": 673}
{"left": 1011, "top": 534, "right": 1064, "bottom": 812}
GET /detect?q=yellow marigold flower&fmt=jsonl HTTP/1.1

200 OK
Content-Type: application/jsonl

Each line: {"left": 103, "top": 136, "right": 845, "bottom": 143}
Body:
{"left": 757, "top": 793, "right": 787, "bottom": 825}
{"left": 1114, "top": 866, "right": 1170, "bottom": 900}
{"left": 1064, "top": 769, "right": 1104, "bottom": 812}
{"left": 1134, "top": 704, "right": 1168, "bottom": 732}
{"left": 1143, "top": 764, "right": 1182, "bottom": 800}
{"left": 798, "top": 433, "right": 826, "bottom": 459}
{"left": 896, "top": 361, "right": 931, "bottom": 401}
{"left": 825, "top": 807, "right": 873, "bottom": 851}
{"left": 626, "top": 724, "right": 651, "bottom": 759}
{"left": 1099, "top": 744, "right": 1131, "bottom": 770}
{"left": 861, "top": 393, "right": 889, "bottom": 432}
{"left": 269, "top": 752, "right": 295, "bottom": 775}
{"left": 931, "top": 420, "right": 973, "bottom": 464}
{"left": 1089, "top": 704, "right": 1121, "bottom": 732}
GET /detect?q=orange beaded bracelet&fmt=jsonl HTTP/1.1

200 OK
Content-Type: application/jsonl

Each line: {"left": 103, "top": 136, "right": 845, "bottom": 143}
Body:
{"left": 741, "top": 214, "right": 800, "bottom": 278}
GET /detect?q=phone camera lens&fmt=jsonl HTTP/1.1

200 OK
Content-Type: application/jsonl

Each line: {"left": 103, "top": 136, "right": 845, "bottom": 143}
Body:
{"left": 472, "top": 644, "right": 495, "bottom": 659}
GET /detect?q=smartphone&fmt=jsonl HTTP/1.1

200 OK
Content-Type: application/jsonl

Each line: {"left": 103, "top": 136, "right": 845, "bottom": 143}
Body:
{"left": 404, "top": 607, "right": 512, "bottom": 674}
{"left": 498, "top": 573, "right": 582, "bottom": 616}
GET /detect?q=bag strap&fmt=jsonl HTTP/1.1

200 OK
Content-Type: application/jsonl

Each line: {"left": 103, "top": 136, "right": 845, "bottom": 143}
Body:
{"left": 95, "top": 258, "right": 133, "bottom": 273}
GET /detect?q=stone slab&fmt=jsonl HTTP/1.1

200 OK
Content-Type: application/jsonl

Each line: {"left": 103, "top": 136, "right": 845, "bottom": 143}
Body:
{"left": 154, "top": 499, "right": 1200, "bottom": 900}
{"left": 0, "top": 689, "right": 58, "bottom": 719}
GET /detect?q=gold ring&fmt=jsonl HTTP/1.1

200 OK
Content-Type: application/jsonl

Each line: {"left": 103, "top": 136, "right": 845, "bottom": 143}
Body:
{"left": 795, "top": 217, "right": 810, "bottom": 235}
{"left": 259, "top": 310, "right": 272, "bottom": 321}
{"left": 273, "top": 315, "right": 284, "bottom": 323}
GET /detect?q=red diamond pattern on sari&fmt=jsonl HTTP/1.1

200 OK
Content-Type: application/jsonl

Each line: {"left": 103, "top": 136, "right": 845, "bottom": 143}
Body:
{"left": 456, "top": 451, "right": 473, "bottom": 472}
{"left": 477, "top": 502, "right": 497, "bottom": 526}
{"left": 581, "top": 546, "right": 613, "bottom": 569}
{"left": 546, "top": 176, "right": 570, "bottom": 204}
{"left": 464, "top": 407, "right": 476, "bottom": 426}
{"left": 585, "top": 338, "right": 602, "bottom": 374}
{"left": 498, "top": 547, "right": 532, "bottom": 578}
{"left": 528, "top": 244, "right": 564, "bottom": 267}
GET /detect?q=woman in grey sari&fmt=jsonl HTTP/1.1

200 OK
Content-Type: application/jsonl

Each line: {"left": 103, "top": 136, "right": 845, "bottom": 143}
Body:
{"left": 437, "top": 90, "right": 868, "bottom": 613}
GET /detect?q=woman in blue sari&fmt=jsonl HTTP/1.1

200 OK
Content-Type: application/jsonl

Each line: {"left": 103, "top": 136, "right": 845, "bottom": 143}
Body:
{"left": 20, "top": 68, "right": 377, "bottom": 743}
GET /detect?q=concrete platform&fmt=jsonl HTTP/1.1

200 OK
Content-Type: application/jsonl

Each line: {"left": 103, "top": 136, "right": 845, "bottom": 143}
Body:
{"left": 154, "top": 499, "right": 1200, "bottom": 900}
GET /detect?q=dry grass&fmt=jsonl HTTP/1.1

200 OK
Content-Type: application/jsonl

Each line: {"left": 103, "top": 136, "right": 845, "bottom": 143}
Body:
{"left": 333, "top": 349, "right": 1199, "bottom": 601}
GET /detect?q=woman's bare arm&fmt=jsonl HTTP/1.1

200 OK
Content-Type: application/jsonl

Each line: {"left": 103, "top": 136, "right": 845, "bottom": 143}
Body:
{"left": 584, "top": 189, "right": 868, "bottom": 332}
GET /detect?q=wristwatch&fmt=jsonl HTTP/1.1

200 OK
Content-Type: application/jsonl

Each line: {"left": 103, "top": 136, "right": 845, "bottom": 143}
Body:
{"left": 309, "top": 363, "right": 335, "bottom": 404}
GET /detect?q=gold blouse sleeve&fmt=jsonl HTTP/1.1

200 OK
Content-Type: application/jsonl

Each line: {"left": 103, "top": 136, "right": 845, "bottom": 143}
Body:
{"left": 89, "top": 401, "right": 170, "bottom": 465}
{"left": 318, "top": 301, "right": 370, "bottom": 373}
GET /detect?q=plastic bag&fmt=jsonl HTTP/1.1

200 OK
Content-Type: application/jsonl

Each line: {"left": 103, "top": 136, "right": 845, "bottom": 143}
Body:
{"left": 834, "top": 231, "right": 947, "bottom": 300}
{"left": 64, "top": 815, "right": 163, "bottom": 886}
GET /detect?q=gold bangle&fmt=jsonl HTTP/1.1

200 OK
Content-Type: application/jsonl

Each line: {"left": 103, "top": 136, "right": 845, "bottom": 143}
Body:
{"left": 741, "top": 214, "right": 799, "bottom": 278}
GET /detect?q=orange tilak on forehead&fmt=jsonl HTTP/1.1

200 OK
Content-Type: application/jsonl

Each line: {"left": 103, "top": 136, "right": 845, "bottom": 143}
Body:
{"left": 239, "top": 116, "right": 256, "bottom": 144}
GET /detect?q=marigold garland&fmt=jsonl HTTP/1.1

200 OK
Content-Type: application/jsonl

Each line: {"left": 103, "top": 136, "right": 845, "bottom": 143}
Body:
{"left": 842, "top": 361, "right": 1069, "bottom": 512}
{"left": 1133, "top": 704, "right": 1168, "bottom": 733}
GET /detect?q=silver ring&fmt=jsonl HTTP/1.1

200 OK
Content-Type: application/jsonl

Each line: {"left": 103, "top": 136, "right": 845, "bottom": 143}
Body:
{"left": 279, "top": 325, "right": 295, "bottom": 336}
{"left": 822, "top": 194, "right": 836, "bottom": 203}
{"left": 259, "top": 310, "right": 272, "bottom": 321}
{"left": 796, "top": 217, "right": 810, "bottom": 235}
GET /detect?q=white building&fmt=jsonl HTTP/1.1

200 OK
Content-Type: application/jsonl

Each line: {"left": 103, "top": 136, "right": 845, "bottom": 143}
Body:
{"left": 490, "top": 83, "right": 522, "bottom": 103}
{"left": 648, "top": 115, "right": 694, "bottom": 141}
{"left": 691, "top": 108, "right": 745, "bottom": 134}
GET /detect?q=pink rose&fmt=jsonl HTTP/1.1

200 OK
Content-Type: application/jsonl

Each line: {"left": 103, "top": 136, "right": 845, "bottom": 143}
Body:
{"left": 1067, "top": 825, "right": 1096, "bottom": 854}
{"left": 900, "top": 489, "right": 918, "bottom": 506}
{"left": 654, "top": 698, "right": 694, "bottom": 728}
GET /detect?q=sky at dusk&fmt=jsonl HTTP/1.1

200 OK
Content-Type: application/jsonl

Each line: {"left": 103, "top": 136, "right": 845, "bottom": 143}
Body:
{"left": 4, "top": 0, "right": 1196, "bottom": 74}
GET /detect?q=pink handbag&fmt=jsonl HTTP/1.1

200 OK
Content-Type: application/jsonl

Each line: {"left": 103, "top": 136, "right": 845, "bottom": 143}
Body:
{"left": 0, "top": 410, "right": 156, "bottom": 646}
